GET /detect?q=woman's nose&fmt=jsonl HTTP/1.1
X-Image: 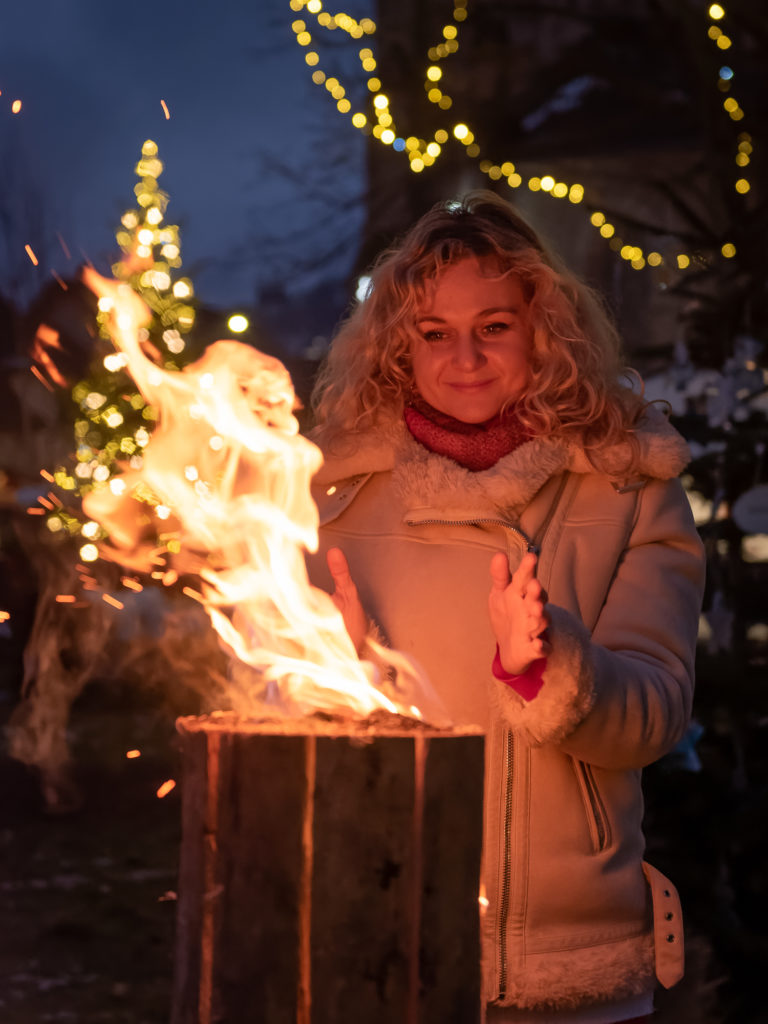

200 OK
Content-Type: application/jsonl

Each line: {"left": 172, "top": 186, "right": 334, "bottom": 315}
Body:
{"left": 452, "top": 331, "right": 486, "bottom": 370}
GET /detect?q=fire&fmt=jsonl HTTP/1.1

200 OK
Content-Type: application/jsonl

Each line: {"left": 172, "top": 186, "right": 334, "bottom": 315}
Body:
{"left": 80, "top": 270, "right": 444, "bottom": 723}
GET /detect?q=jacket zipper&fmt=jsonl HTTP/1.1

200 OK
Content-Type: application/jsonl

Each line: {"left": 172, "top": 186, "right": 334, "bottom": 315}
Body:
{"left": 404, "top": 512, "right": 531, "bottom": 1002}
{"left": 498, "top": 727, "right": 514, "bottom": 1000}
{"left": 404, "top": 515, "right": 537, "bottom": 555}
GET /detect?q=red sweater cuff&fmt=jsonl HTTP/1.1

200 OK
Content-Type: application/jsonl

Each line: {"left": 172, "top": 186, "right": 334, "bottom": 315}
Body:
{"left": 492, "top": 644, "right": 547, "bottom": 701}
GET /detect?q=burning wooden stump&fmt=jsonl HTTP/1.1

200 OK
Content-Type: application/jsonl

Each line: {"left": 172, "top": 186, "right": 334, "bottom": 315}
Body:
{"left": 172, "top": 713, "right": 484, "bottom": 1024}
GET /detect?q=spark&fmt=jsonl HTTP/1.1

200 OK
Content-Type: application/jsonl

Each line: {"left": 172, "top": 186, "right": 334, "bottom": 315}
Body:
{"left": 56, "top": 232, "right": 71, "bottom": 259}
{"left": 55, "top": 595, "right": 77, "bottom": 603}
{"left": 126, "top": 749, "right": 141, "bottom": 759}
{"left": 156, "top": 779, "right": 176, "bottom": 799}
{"left": 25, "top": 244, "right": 39, "bottom": 266}
{"left": 102, "top": 594, "right": 125, "bottom": 610}
{"left": 40, "top": 469, "right": 55, "bottom": 483}
{"left": 26, "top": 507, "right": 46, "bottom": 515}
{"left": 0, "top": 611, "right": 10, "bottom": 623}
{"left": 37, "top": 496, "right": 54, "bottom": 511}
{"left": 11, "top": 99, "right": 22, "bottom": 114}
{"left": 160, "top": 99, "right": 170, "bottom": 119}
{"left": 121, "top": 577, "right": 144, "bottom": 592}
{"left": 51, "top": 270, "right": 69, "bottom": 291}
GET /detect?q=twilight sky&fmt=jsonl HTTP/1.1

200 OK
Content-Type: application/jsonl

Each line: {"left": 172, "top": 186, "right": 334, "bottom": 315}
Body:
{"left": 0, "top": 0, "right": 368, "bottom": 311}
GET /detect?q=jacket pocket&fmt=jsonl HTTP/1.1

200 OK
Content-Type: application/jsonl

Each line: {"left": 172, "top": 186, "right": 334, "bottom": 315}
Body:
{"left": 572, "top": 759, "right": 612, "bottom": 853}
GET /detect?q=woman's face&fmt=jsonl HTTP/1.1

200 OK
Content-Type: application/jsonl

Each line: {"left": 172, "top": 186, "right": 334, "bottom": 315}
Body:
{"left": 410, "top": 256, "right": 531, "bottom": 423}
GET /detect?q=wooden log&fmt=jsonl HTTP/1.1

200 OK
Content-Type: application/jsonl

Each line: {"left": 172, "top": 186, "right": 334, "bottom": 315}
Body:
{"left": 171, "top": 714, "right": 484, "bottom": 1024}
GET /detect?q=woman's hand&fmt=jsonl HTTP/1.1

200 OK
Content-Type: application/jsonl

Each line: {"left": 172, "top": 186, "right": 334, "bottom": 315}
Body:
{"left": 326, "top": 547, "right": 369, "bottom": 655}
{"left": 488, "top": 551, "right": 552, "bottom": 675}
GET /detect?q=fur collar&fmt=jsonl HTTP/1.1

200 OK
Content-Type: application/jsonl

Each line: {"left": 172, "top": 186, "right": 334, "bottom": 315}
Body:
{"left": 312, "top": 405, "right": 690, "bottom": 515}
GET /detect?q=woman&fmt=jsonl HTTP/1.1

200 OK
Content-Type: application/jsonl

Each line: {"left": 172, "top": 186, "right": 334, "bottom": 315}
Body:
{"left": 307, "top": 192, "right": 705, "bottom": 1023}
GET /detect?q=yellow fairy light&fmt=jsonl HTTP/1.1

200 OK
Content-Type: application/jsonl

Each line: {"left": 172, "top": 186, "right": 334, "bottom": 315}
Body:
{"left": 717, "top": 35, "right": 732, "bottom": 49}
{"left": 443, "top": 24, "right": 457, "bottom": 39}
{"left": 451, "top": 123, "right": 468, "bottom": 140}
{"left": 438, "top": 96, "right": 453, "bottom": 110}
{"left": 568, "top": 184, "right": 584, "bottom": 203}
{"left": 722, "top": 243, "right": 737, "bottom": 257}
{"left": 735, "top": 152, "right": 749, "bottom": 166}
{"left": 426, "top": 142, "right": 441, "bottom": 157}
{"left": 361, "top": 57, "right": 376, "bottom": 72}
{"left": 381, "top": 129, "right": 395, "bottom": 144}
{"left": 173, "top": 280, "right": 192, "bottom": 298}
{"left": 434, "top": 129, "right": 449, "bottom": 144}
{"left": 708, "top": 25, "right": 722, "bottom": 39}
{"left": 708, "top": 4, "right": 725, "bottom": 18}
{"left": 373, "top": 93, "right": 389, "bottom": 109}
{"left": 735, "top": 178, "right": 750, "bottom": 193}
{"left": 306, "top": 51, "right": 319, "bottom": 65}
{"left": 307, "top": 0, "right": 322, "bottom": 11}
{"left": 631, "top": 257, "right": 646, "bottom": 270}
{"left": 487, "top": 165, "right": 502, "bottom": 180}
{"left": 590, "top": 212, "right": 606, "bottom": 226}
{"left": 723, "top": 98, "right": 738, "bottom": 112}
{"left": 410, "top": 158, "right": 425, "bottom": 173}
{"left": 528, "top": 177, "right": 542, "bottom": 191}
{"left": 507, "top": 173, "right": 522, "bottom": 187}
{"left": 426, "top": 66, "right": 442, "bottom": 81}
{"left": 337, "top": 98, "right": 351, "bottom": 113}
{"left": 82, "top": 520, "right": 100, "bottom": 539}
{"left": 367, "top": 77, "right": 381, "bottom": 92}
{"left": 647, "top": 252, "right": 663, "bottom": 267}
{"left": 677, "top": 254, "right": 691, "bottom": 269}
{"left": 540, "top": 175, "right": 555, "bottom": 191}
{"left": 427, "top": 88, "right": 442, "bottom": 103}
{"left": 79, "top": 543, "right": 99, "bottom": 562}
{"left": 599, "top": 223, "right": 615, "bottom": 238}
{"left": 351, "top": 112, "right": 367, "bottom": 128}
{"left": 296, "top": 30, "right": 311, "bottom": 45}
{"left": 137, "top": 228, "right": 154, "bottom": 245}
{"left": 312, "top": 70, "right": 325, "bottom": 84}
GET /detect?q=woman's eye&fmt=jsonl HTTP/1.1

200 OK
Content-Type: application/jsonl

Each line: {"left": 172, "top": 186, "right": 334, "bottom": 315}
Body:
{"left": 422, "top": 329, "right": 447, "bottom": 342}
{"left": 483, "top": 321, "right": 511, "bottom": 335}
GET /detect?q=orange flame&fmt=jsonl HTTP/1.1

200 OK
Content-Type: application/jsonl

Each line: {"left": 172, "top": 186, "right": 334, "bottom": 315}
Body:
{"left": 80, "top": 269, "right": 446, "bottom": 723}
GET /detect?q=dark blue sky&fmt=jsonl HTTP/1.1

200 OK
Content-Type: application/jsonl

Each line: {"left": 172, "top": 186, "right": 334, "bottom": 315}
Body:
{"left": 0, "top": 0, "right": 367, "bottom": 310}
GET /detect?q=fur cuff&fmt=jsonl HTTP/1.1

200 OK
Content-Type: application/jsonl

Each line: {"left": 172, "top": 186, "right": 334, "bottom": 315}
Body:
{"left": 491, "top": 605, "right": 595, "bottom": 745}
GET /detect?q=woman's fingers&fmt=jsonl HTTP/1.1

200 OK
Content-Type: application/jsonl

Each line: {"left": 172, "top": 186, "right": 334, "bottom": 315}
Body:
{"left": 326, "top": 547, "right": 367, "bottom": 654}
{"left": 489, "top": 551, "right": 511, "bottom": 591}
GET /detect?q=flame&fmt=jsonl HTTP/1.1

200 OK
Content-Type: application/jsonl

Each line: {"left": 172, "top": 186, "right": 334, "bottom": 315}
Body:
{"left": 80, "top": 270, "right": 445, "bottom": 723}
{"left": 31, "top": 324, "right": 68, "bottom": 389}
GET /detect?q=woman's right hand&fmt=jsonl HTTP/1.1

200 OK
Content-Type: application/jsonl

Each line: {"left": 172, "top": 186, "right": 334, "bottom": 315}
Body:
{"left": 326, "top": 547, "right": 369, "bottom": 655}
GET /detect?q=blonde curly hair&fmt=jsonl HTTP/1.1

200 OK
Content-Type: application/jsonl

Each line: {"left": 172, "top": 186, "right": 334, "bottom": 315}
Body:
{"left": 312, "top": 191, "right": 645, "bottom": 467}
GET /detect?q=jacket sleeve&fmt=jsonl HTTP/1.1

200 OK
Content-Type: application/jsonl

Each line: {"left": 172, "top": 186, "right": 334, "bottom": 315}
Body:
{"left": 490, "top": 477, "right": 706, "bottom": 770}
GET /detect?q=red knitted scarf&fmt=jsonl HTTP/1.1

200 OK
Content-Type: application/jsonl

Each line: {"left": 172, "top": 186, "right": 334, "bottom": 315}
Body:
{"left": 403, "top": 396, "right": 532, "bottom": 472}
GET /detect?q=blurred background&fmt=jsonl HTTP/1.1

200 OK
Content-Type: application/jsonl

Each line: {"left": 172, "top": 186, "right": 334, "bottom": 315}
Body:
{"left": 1, "top": 1, "right": 766, "bottom": 1021}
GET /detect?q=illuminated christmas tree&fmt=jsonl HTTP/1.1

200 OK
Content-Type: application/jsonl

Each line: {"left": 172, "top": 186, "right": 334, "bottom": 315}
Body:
{"left": 45, "top": 139, "right": 196, "bottom": 559}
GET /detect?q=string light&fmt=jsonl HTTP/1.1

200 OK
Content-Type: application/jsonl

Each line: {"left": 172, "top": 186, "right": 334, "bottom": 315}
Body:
{"left": 288, "top": 1, "right": 755, "bottom": 274}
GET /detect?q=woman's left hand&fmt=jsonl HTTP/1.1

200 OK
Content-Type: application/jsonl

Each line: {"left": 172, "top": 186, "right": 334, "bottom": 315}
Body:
{"left": 488, "top": 551, "right": 552, "bottom": 675}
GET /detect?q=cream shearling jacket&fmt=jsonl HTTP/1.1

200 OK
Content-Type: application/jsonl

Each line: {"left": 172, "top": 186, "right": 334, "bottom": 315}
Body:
{"left": 307, "top": 408, "right": 705, "bottom": 1015}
